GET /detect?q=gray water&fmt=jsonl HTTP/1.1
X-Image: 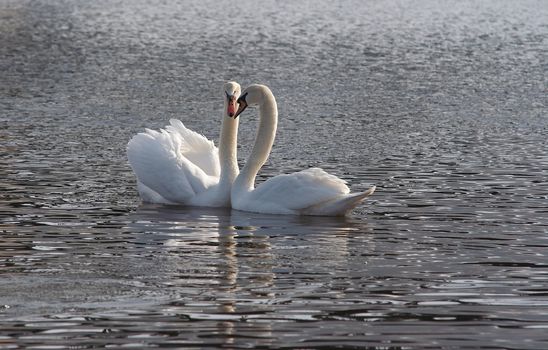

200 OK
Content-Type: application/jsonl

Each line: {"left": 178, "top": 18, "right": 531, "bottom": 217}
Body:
{"left": 1, "top": 0, "right": 548, "bottom": 348}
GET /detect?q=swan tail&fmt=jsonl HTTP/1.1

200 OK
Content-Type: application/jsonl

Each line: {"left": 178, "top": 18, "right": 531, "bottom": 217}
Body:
{"left": 136, "top": 181, "right": 175, "bottom": 205}
{"left": 301, "top": 186, "right": 376, "bottom": 216}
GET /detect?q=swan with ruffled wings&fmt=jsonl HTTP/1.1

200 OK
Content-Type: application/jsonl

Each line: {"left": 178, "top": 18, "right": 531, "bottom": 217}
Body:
{"left": 127, "top": 82, "right": 241, "bottom": 207}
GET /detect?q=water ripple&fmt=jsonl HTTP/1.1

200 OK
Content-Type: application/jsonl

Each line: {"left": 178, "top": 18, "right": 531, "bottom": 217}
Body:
{"left": 2, "top": 0, "right": 548, "bottom": 348}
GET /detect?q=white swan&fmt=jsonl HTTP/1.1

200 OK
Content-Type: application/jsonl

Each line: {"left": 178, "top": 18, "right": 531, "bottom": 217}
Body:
{"left": 127, "top": 82, "right": 241, "bottom": 207}
{"left": 231, "top": 84, "right": 375, "bottom": 216}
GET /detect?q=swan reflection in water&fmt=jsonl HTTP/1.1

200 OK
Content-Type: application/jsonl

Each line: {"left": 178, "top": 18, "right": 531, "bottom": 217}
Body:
{"left": 126, "top": 204, "right": 370, "bottom": 346}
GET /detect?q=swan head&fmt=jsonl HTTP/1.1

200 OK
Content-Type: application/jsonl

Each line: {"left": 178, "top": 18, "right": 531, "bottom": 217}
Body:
{"left": 223, "top": 81, "right": 241, "bottom": 118}
{"left": 233, "top": 84, "right": 271, "bottom": 118}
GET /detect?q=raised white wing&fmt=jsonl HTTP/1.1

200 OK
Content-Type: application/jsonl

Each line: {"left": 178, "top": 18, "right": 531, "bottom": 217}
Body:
{"left": 127, "top": 119, "right": 218, "bottom": 204}
{"left": 166, "top": 119, "right": 220, "bottom": 177}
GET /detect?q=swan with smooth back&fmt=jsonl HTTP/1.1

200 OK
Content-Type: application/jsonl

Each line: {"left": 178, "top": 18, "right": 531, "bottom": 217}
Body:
{"left": 231, "top": 84, "right": 375, "bottom": 216}
{"left": 127, "top": 81, "right": 241, "bottom": 207}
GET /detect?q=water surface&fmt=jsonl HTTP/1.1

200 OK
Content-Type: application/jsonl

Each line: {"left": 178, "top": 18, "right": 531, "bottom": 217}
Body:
{"left": 1, "top": 0, "right": 548, "bottom": 348}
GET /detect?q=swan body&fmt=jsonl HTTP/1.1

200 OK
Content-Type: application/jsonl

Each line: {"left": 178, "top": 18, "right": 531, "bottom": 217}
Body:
{"left": 127, "top": 82, "right": 241, "bottom": 207}
{"left": 231, "top": 84, "right": 375, "bottom": 216}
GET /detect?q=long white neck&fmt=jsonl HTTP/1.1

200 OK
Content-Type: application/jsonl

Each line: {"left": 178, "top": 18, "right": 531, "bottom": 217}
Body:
{"left": 233, "top": 88, "right": 278, "bottom": 195}
{"left": 218, "top": 102, "right": 239, "bottom": 188}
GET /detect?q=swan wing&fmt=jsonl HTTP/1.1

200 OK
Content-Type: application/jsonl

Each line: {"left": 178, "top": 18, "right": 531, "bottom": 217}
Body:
{"left": 127, "top": 127, "right": 214, "bottom": 204}
{"left": 166, "top": 119, "right": 220, "bottom": 177}
{"left": 249, "top": 168, "right": 350, "bottom": 212}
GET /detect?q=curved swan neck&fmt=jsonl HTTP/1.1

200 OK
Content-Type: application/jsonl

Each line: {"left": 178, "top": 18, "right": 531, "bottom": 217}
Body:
{"left": 218, "top": 102, "right": 239, "bottom": 186}
{"left": 234, "top": 87, "right": 278, "bottom": 193}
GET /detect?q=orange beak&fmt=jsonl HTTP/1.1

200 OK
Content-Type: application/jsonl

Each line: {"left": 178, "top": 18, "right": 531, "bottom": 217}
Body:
{"left": 227, "top": 96, "right": 237, "bottom": 117}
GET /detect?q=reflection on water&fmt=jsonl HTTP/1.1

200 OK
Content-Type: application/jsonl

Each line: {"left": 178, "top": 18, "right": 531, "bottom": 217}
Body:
{"left": 1, "top": 0, "right": 548, "bottom": 348}
{"left": 0, "top": 206, "right": 367, "bottom": 348}
{"left": 2, "top": 204, "right": 548, "bottom": 348}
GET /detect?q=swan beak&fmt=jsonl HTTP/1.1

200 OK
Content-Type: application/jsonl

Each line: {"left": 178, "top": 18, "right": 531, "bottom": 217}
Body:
{"left": 226, "top": 92, "right": 237, "bottom": 118}
{"left": 233, "top": 96, "right": 248, "bottom": 119}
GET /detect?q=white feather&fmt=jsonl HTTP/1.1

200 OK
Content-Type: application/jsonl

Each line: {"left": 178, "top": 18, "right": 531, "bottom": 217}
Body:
{"left": 166, "top": 119, "right": 220, "bottom": 177}
{"left": 127, "top": 123, "right": 215, "bottom": 204}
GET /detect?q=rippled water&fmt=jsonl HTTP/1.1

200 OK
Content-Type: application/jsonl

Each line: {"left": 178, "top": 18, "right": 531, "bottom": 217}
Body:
{"left": 1, "top": 0, "right": 548, "bottom": 348}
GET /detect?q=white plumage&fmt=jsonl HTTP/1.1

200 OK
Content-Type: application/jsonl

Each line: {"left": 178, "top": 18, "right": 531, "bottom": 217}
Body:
{"left": 126, "top": 82, "right": 241, "bottom": 207}
{"left": 127, "top": 119, "right": 218, "bottom": 204}
{"left": 231, "top": 84, "right": 375, "bottom": 216}
{"left": 126, "top": 82, "right": 375, "bottom": 215}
